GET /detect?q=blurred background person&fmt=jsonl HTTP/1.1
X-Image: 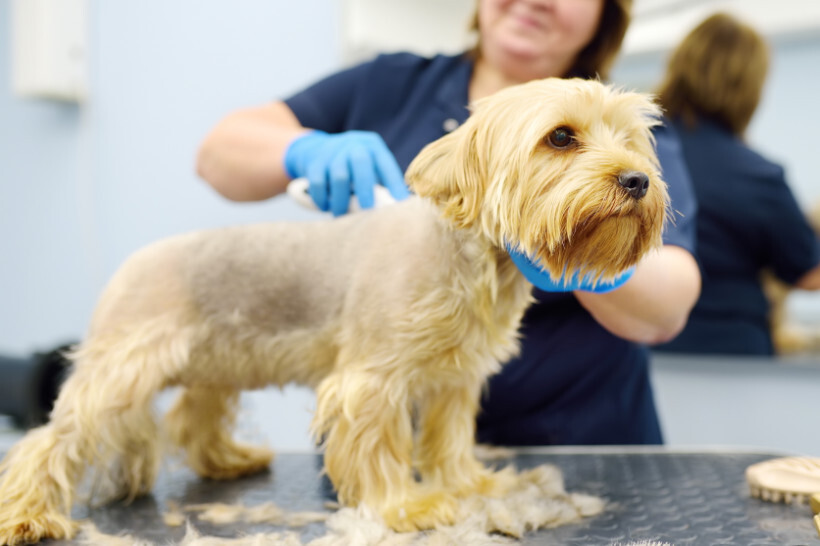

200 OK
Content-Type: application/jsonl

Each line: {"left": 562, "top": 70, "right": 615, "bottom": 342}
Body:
{"left": 197, "top": 0, "right": 701, "bottom": 446}
{"left": 652, "top": 12, "right": 820, "bottom": 356}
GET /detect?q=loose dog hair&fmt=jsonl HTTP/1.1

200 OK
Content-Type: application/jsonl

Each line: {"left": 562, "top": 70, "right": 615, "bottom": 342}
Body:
{"left": 0, "top": 77, "right": 668, "bottom": 545}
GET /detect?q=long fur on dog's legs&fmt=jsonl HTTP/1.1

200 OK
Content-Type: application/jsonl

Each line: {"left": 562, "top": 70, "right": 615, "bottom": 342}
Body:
{"left": 165, "top": 387, "right": 273, "bottom": 480}
{"left": 0, "top": 425, "right": 79, "bottom": 545}
{"left": 313, "top": 370, "right": 457, "bottom": 532}
{"left": 416, "top": 383, "right": 517, "bottom": 498}
{"left": 0, "top": 343, "right": 164, "bottom": 545}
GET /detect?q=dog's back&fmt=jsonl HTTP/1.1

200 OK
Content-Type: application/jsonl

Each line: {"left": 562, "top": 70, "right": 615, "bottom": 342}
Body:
{"left": 83, "top": 197, "right": 451, "bottom": 389}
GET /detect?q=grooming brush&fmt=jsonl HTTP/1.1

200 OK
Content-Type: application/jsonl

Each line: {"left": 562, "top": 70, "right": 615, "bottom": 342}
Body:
{"left": 286, "top": 178, "right": 396, "bottom": 212}
{"left": 745, "top": 456, "right": 820, "bottom": 504}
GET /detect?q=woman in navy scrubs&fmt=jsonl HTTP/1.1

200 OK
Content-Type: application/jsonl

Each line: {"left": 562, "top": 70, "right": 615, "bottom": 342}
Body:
{"left": 653, "top": 13, "right": 820, "bottom": 357}
{"left": 196, "top": 0, "right": 701, "bottom": 445}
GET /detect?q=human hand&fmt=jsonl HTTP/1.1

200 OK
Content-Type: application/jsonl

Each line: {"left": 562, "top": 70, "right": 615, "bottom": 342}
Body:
{"left": 506, "top": 245, "right": 635, "bottom": 293}
{"left": 283, "top": 130, "right": 411, "bottom": 216}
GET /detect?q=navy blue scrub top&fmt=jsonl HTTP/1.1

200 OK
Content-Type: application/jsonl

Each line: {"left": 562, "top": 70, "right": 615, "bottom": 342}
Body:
{"left": 285, "top": 53, "right": 698, "bottom": 445}
{"left": 655, "top": 118, "right": 820, "bottom": 356}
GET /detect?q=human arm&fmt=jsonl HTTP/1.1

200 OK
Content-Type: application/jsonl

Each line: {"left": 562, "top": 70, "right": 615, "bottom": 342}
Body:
{"left": 574, "top": 245, "right": 701, "bottom": 344}
{"left": 197, "top": 102, "right": 409, "bottom": 214}
{"left": 760, "top": 170, "right": 820, "bottom": 291}
{"left": 197, "top": 57, "right": 414, "bottom": 212}
{"left": 196, "top": 101, "right": 308, "bottom": 202}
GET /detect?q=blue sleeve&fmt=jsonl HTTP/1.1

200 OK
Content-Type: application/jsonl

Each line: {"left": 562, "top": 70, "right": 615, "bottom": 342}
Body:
{"left": 759, "top": 167, "right": 820, "bottom": 283}
{"left": 654, "top": 121, "right": 698, "bottom": 256}
{"left": 283, "top": 53, "right": 435, "bottom": 136}
{"left": 283, "top": 63, "right": 370, "bottom": 133}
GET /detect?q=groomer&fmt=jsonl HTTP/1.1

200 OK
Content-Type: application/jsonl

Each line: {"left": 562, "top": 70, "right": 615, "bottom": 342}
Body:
{"left": 197, "top": 0, "right": 701, "bottom": 446}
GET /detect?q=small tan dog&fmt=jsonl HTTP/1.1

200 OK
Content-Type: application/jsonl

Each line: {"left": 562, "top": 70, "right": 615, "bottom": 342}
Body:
{"left": 0, "top": 78, "right": 668, "bottom": 545}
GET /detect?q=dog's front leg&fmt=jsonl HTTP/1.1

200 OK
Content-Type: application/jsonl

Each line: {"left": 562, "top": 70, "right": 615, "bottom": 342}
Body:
{"left": 313, "top": 370, "right": 457, "bottom": 532}
{"left": 416, "top": 382, "right": 517, "bottom": 499}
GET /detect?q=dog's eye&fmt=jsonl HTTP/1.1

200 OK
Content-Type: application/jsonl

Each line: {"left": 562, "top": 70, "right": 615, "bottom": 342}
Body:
{"left": 546, "top": 127, "right": 575, "bottom": 149}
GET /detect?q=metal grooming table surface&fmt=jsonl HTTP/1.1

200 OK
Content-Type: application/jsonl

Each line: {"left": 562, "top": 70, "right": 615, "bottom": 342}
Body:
{"left": 17, "top": 448, "right": 819, "bottom": 545}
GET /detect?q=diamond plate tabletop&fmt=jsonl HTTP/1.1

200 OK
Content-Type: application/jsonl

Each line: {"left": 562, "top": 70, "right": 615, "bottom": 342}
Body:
{"left": 6, "top": 447, "right": 818, "bottom": 545}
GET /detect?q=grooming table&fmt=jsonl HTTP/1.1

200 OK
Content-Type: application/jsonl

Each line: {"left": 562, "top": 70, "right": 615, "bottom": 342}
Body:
{"left": 11, "top": 447, "right": 813, "bottom": 545}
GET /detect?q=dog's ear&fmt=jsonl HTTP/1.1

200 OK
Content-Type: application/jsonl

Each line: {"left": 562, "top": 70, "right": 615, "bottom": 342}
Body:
{"left": 405, "top": 123, "right": 485, "bottom": 229}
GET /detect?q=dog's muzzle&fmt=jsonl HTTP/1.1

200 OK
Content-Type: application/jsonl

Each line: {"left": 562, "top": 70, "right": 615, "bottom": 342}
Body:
{"left": 618, "top": 171, "right": 650, "bottom": 200}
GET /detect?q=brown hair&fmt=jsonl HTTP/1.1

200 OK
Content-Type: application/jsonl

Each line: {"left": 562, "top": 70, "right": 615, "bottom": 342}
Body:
{"left": 468, "top": 0, "right": 633, "bottom": 81}
{"left": 656, "top": 12, "right": 769, "bottom": 136}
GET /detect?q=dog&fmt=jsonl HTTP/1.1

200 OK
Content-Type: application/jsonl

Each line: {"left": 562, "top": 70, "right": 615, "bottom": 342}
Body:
{"left": 0, "top": 77, "right": 668, "bottom": 545}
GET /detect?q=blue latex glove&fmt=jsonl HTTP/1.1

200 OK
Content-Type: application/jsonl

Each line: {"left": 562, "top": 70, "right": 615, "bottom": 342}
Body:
{"left": 506, "top": 244, "right": 635, "bottom": 293}
{"left": 284, "top": 130, "right": 411, "bottom": 216}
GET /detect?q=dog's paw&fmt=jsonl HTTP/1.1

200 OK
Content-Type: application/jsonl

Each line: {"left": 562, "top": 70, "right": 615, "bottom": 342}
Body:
{"left": 468, "top": 466, "right": 519, "bottom": 498}
{"left": 195, "top": 443, "right": 274, "bottom": 480}
{"left": 382, "top": 491, "right": 458, "bottom": 532}
{"left": 0, "top": 511, "right": 77, "bottom": 546}
{"left": 433, "top": 464, "right": 518, "bottom": 499}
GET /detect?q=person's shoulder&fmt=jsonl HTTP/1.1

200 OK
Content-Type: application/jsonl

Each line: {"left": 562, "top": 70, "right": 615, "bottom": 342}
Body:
{"left": 732, "top": 144, "right": 784, "bottom": 180}
{"left": 370, "top": 51, "right": 464, "bottom": 66}
{"left": 676, "top": 119, "right": 784, "bottom": 179}
{"left": 710, "top": 134, "right": 785, "bottom": 182}
{"left": 356, "top": 51, "right": 470, "bottom": 101}
{"left": 367, "top": 51, "right": 468, "bottom": 76}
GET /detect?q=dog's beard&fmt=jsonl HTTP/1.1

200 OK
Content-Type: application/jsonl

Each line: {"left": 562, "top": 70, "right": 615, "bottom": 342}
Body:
{"left": 515, "top": 188, "right": 666, "bottom": 284}
{"left": 540, "top": 215, "right": 648, "bottom": 282}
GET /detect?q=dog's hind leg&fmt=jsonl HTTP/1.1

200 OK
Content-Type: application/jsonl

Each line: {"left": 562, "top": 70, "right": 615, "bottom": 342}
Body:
{"left": 313, "top": 370, "right": 457, "bottom": 532}
{"left": 0, "top": 340, "right": 166, "bottom": 545}
{"left": 164, "top": 387, "right": 273, "bottom": 480}
{"left": 0, "top": 424, "right": 79, "bottom": 545}
{"left": 416, "top": 383, "right": 517, "bottom": 499}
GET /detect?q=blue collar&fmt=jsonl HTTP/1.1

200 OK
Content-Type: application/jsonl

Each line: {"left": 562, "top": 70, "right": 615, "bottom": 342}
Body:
{"left": 506, "top": 244, "right": 635, "bottom": 293}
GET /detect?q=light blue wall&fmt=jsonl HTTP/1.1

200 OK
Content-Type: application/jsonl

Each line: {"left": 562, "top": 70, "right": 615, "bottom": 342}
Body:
{"left": 1, "top": 1, "right": 339, "bottom": 355}
{"left": 751, "top": 37, "right": 820, "bottom": 207}
{"left": 0, "top": 0, "right": 92, "bottom": 352}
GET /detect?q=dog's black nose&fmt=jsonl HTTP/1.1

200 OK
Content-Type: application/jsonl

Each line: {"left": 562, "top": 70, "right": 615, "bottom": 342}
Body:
{"left": 618, "top": 171, "right": 650, "bottom": 200}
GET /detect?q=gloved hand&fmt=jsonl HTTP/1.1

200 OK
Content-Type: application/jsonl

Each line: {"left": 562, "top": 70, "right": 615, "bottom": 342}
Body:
{"left": 284, "top": 130, "right": 411, "bottom": 216}
{"left": 506, "top": 244, "right": 635, "bottom": 293}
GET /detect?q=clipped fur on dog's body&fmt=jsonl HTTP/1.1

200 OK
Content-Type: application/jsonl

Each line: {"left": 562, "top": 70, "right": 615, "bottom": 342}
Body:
{"left": 101, "top": 196, "right": 528, "bottom": 391}
{"left": 0, "top": 78, "right": 669, "bottom": 545}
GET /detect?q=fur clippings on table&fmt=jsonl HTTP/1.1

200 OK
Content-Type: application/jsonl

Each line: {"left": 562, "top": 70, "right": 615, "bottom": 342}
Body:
{"left": 79, "top": 464, "right": 610, "bottom": 545}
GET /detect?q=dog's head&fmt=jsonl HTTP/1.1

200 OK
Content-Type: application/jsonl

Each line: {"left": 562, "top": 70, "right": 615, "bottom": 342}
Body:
{"left": 406, "top": 77, "right": 670, "bottom": 283}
